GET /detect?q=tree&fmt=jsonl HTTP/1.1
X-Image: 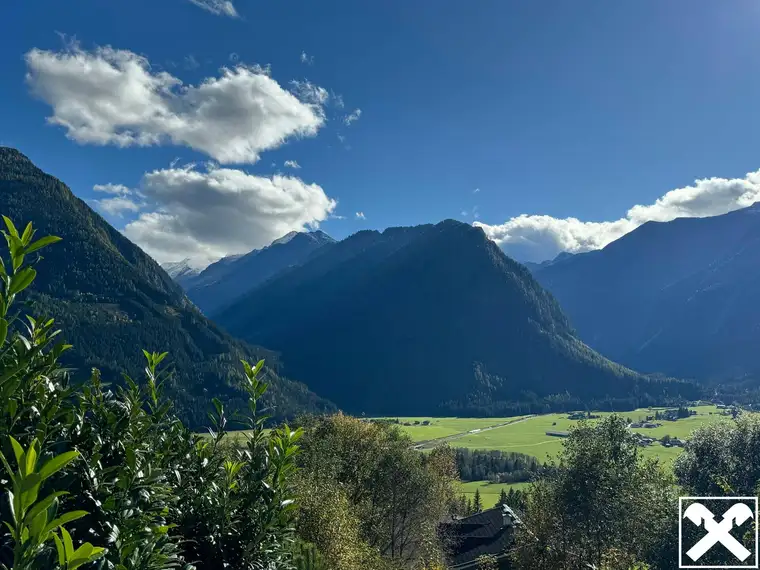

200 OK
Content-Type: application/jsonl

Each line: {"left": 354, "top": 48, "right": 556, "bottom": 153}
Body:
{"left": 496, "top": 489, "right": 508, "bottom": 507}
{"left": 511, "top": 416, "right": 676, "bottom": 570}
{"left": 674, "top": 414, "right": 760, "bottom": 496}
{"left": 473, "top": 488, "right": 483, "bottom": 513}
{"left": 297, "top": 414, "right": 457, "bottom": 568}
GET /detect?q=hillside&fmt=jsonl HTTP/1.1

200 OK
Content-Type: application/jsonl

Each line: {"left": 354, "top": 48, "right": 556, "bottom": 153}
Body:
{"left": 215, "top": 220, "right": 697, "bottom": 416}
{"left": 532, "top": 204, "right": 760, "bottom": 381}
{"left": 178, "top": 230, "right": 334, "bottom": 314}
{"left": 0, "top": 147, "right": 334, "bottom": 426}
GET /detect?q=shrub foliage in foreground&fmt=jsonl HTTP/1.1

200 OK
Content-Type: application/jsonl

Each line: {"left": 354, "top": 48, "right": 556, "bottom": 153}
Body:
{"left": 0, "top": 217, "right": 303, "bottom": 569}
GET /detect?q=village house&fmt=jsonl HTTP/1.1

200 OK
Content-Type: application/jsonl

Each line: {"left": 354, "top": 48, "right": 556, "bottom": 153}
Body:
{"left": 441, "top": 504, "right": 521, "bottom": 569}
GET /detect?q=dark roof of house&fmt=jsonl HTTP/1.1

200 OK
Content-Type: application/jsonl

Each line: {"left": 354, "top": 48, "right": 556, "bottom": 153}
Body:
{"left": 441, "top": 505, "right": 520, "bottom": 569}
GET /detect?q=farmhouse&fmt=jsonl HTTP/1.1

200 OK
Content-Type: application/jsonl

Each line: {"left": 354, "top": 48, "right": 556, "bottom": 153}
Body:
{"left": 442, "top": 504, "right": 521, "bottom": 569}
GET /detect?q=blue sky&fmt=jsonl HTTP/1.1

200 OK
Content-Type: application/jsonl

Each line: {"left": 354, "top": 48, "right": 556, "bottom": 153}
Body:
{"left": 3, "top": 0, "right": 760, "bottom": 266}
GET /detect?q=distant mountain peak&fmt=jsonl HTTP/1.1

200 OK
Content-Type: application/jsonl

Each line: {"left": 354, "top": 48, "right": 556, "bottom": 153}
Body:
{"left": 161, "top": 259, "right": 202, "bottom": 280}
{"left": 271, "top": 231, "right": 300, "bottom": 246}
{"left": 270, "top": 229, "right": 334, "bottom": 248}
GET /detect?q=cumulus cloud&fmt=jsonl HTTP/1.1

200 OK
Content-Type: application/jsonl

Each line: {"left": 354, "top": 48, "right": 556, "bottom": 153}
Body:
{"left": 25, "top": 43, "right": 327, "bottom": 164}
{"left": 344, "top": 108, "right": 362, "bottom": 126}
{"left": 123, "top": 164, "right": 337, "bottom": 264}
{"left": 93, "top": 183, "right": 130, "bottom": 195}
{"left": 92, "top": 183, "right": 143, "bottom": 216}
{"left": 187, "top": 0, "right": 238, "bottom": 17}
{"left": 95, "top": 196, "right": 142, "bottom": 216}
{"left": 284, "top": 160, "right": 301, "bottom": 169}
{"left": 355, "top": 211, "right": 366, "bottom": 220}
{"left": 476, "top": 169, "right": 760, "bottom": 262}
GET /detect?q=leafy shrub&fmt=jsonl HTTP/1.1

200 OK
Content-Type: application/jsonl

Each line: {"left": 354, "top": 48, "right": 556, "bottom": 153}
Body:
{"left": 0, "top": 217, "right": 303, "bottom": 569}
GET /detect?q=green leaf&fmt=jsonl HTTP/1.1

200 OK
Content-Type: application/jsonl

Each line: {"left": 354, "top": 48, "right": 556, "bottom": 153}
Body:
{"left": 61, "top": 526, "right": 74, "bottom": 560}
{"left": 24, "top": 235, "right": 61, "bottom": 255}
{"left": 69, "top": 543, "right": 106, "bottom": 569}
{"left": 38, "top": 451, "right": 79, "bottom": 481}
{"left": 0, "top": 318, "right": 7, "bottom": 347}
{"left": 43, "top": 510, "right": 89, "bottom": 536}
{"left": 53, "top": 532, "right": 66, "bottom": 567}
{"left": 8, "top": 235, "right": 25, "bottom": 271}
{"left": 9, "top": 437, "right": 25, "bottom": 472}
{"left": 24, "top": 491, "right": 67, "bottom": 524}
{"left": 20, "top": 223, "right": 33, "bottom": 246}
{"left": 8, "top": 267, "right": 36, "bottom": 296}
{"left": 2, "top": 216, "right": 18, "bottom": 238}
{"left": 24, "top": 440, "right": 38, "bottom": 476}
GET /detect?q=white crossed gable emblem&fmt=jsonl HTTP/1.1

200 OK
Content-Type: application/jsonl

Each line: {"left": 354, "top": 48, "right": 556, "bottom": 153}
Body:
{"left": 684, "top": 502, "right": 754, "bottom": 562}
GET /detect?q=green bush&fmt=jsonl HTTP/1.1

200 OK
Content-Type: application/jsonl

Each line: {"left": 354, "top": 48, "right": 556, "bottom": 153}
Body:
{"left": 0, "top": 217, "right": 303, "bottom": 569}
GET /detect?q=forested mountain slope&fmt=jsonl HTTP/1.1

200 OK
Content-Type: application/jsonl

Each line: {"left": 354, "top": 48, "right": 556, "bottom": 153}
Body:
{"left": 533, "top": 204, "right": 760, "bottom": 381}
{"left": 216, "top": 220, "right": 697, "bottom": 416}
{"left": 0, "top": 147, "right": 334, "bottom": 426}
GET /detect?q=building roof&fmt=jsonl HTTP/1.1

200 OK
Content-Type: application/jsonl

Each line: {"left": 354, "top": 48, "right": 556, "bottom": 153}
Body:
{"left": 441, "top": 505, "right": 520, "bottom": 569}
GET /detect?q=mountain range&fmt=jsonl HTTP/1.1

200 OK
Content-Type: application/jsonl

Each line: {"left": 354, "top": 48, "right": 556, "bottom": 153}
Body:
{"left": 531, "top": 204, "right": 760, "bottom": 384}
{"left": 166, "top": 230, "right": 335, "bottom": 315}
{"left": 212, "top": 220, "right": 696, "bottom": 416}
{"left": 0, "top": 147, "right": 334, "bottom": 426}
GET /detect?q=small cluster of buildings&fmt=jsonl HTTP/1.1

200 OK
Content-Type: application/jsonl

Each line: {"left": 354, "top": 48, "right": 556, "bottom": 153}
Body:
{"left": 629, "top": 420, "right": 661, "bottom": 429}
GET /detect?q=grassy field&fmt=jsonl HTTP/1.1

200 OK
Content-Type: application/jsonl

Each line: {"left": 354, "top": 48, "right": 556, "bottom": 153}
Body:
{"left": 395, "top": 406, "right": 733, "bottom": 464}
{"left": 459, "top": 480, "right": 530, "bottom": 509}
{"left": 381, "top": 416, "right": 531, "bottom": 442}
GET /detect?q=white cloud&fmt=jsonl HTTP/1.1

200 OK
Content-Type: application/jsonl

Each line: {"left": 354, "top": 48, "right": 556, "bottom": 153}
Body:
{"left": 344, "top": 108, "right": 362, "bottom": 126}
{"left": 123, "top": 164, "right": 337, "bottom": 264}
{"left": 93, "top": 183, "right": 130, "bottom": 195}
{"left": 94, "top": 196, "right": 142, "bottom": 216}
{"left": 25, "top": 44, "right": 327, "bottom": 164}
{"left": 92, "top": 183, "right": 142, "bottom": 216}
{"left": 187, "top": 0, "right": 238, "bottom": 17}
{"left": 476, "top": 169, "right": 760, "bottom": 262}
{"left": 289, "top": 79, "right": 329, "bottom": 106}
{"left": 300, "top": 51, "right": 314, "bottom": 65}
{"left": 355, "top": 211, "right": 366, "bottom": 220}
{"left": 284, "top": 159, "right": 301, "bottom": 169}
{"left": 473, "top": 187, "right": 480, "bottom": 194}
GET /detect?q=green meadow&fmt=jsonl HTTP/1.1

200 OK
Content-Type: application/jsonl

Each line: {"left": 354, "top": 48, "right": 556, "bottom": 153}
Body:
{"left": 396, "top": 405, "right": 733, "bottom": 464}
{"left": 459, "top": 481, "right": 531, "bottom": 509}
{"left": 382, "top": 416, "right": 531, "bottom": 442}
